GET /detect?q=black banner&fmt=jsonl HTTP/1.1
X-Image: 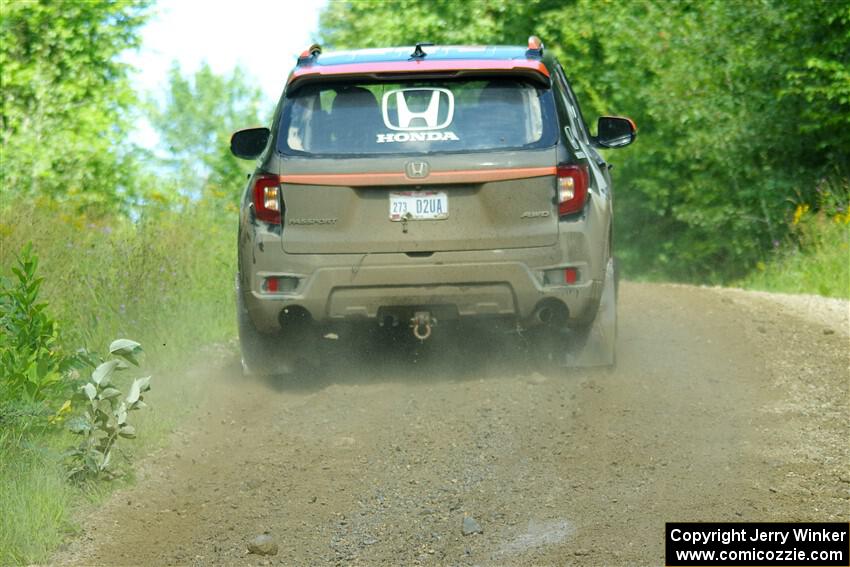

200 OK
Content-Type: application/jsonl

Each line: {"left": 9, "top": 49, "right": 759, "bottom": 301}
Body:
{"left": 666, "top": 522, "right": 849, "bottom": 566}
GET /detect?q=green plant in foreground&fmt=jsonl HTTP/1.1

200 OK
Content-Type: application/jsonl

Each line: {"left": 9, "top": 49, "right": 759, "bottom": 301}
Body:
{"left": 65, "top": 339, "right": 151, "bottom": 481}
{"left": 0, "top": 243, "right": 78, "bottom": 422}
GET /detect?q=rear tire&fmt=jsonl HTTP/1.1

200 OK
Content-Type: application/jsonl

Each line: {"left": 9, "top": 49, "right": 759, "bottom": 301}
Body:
{"left": 236, "top": 276, "right": 306, "bottom": 377}
{"left": 237, "top": 280, "right": 277, "bottom": 376}
{"left": 564, "top": 257, "right": 617, "bottom": 368}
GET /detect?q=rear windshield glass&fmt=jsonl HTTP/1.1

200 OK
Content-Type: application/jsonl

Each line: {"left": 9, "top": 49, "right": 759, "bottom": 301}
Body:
{"left": 277, "top": 78, "right": 557, "bottom": 156}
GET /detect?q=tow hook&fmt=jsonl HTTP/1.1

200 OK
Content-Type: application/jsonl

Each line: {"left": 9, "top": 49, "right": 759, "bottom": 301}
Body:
{"left": 410, "top": 311, "right": 435, "bottom": 341}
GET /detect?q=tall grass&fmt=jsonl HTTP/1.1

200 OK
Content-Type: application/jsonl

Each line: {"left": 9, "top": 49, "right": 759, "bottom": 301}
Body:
{"left": 741, "top": 218, "right": 849, "bottom": 298}
{"left": 0, "top": 429, "right": 75, "bottom": 565}
{"left": 739, "top": 179, "right": 850, "bottom": 299}
{"left": 0, "top": 200, "right": 236, "bottom": 365}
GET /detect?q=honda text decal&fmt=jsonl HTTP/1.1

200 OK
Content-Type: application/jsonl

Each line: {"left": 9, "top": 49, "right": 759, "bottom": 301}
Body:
{"left": 378, "top": 88, "right": 459, "bottom": 144}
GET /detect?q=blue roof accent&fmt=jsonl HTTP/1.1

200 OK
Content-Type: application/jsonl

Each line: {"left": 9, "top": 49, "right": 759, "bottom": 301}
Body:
{"left": 306, "top": 45, "right": 533, "bottom": 66}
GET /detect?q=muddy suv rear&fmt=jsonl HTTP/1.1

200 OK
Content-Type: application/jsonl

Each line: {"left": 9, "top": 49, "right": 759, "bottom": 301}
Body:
{"left": 232, "top": 41, "right": 635, "bottom": 374}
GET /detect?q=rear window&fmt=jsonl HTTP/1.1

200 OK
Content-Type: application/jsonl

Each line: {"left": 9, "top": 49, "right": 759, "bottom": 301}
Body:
{"left": 277, "top": 78, "right": 558, "bottom": 156}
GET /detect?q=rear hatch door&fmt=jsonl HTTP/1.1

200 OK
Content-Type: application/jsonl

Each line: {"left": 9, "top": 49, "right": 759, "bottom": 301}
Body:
{"left": 273, "top": 76, "right": 560, "bottom": 254}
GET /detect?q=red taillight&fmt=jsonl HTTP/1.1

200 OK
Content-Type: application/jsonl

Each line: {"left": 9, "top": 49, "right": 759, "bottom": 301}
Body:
{"left": 564, "top": 267, "right": 578, "bottom": 284}
{"left": 557, "top": 164, "right": 589, "bottom": 217}
{"left": 252, "top": 174, "right": 282, "bottom": 224}
{"left": 261, "top": 276, "right": 299, "bottom": 294}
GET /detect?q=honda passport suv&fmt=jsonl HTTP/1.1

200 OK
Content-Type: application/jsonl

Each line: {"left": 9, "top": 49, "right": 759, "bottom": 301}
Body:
{"left": 230, "top": 38, "right": 636, "bottom": 375}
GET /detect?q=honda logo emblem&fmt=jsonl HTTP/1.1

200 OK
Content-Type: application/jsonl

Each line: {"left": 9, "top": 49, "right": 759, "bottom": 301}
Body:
{"left": 405, "top": 161, "right": 430, "bottom": 179}
{"left": 382, "top": 88, "right": 454, "bottom": 131}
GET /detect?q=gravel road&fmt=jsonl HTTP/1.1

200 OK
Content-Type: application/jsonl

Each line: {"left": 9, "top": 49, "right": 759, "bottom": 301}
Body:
{"left": 56, "top": 282, "right": 849, "bottom": 566}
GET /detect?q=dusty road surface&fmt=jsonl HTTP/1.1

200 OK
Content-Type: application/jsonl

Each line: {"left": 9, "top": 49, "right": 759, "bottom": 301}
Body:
{"left": 57, "top": 283, "right": 849, "bottom": 566}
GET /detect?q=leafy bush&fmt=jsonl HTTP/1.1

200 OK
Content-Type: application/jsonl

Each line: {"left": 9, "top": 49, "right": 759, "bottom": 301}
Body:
{"left": 0, "top": 244, "right": 79, "bottom": 429}
{"left": 65, "top": 339, "right": 150, "bottom": 481}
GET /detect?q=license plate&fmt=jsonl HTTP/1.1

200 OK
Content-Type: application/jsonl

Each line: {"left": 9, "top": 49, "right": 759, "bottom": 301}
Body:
{"left": 389, "top": 191, "right": 448, "bottom": 221}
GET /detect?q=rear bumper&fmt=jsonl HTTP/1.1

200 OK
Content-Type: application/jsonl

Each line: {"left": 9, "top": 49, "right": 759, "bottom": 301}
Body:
{"left": 244, "top": 248, "right": 602, "bottom": 332}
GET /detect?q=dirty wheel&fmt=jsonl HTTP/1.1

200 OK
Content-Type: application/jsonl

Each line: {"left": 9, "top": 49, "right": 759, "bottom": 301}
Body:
{"left": 237, "top": 284, "right": 279, "bottom": 376}
{"left": 236, "top": 276, "right": 306, "bottom": 377}
{"left": 564, "top": 257, "right": 617, "bottom": 368}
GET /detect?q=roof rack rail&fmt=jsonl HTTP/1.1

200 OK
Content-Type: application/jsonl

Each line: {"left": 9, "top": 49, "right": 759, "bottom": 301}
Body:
{"left": 297, "top": 43, "right": 322, "bottom": 65}
{"left": 526, "top": 35, "right": 544, "bottom": 58}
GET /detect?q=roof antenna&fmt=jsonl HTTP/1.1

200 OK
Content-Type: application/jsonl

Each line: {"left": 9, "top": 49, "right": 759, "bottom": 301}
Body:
{"left": 410, "top": 42, "right": 434, "bottom": 59}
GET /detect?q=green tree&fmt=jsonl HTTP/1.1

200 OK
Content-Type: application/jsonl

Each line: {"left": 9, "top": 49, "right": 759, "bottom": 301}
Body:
{"left": 0, "top": 0, "right": 151, "bottom": 213}
{"left": 321, "top": 0, "right": 560, "bottom": 47}
{"left": 147, "top": 63, "right": 264, "bottom": 207}
{"left": 781, "top": 2, "right": 850, "bottom": 166}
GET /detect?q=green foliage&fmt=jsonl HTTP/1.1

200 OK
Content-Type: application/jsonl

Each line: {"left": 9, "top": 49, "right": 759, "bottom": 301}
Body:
{"left": 147, "top": 63, "right": 264, "bottom": 207}
{"left": 321, "top": 0, "right": 557, "bottom": 47}
{"left": 782, "top": 3, "right": 850, "bottom": 159}
{"left": 0, "top": 0, "right": 151, "bottom": 213}
{"left": 0, "top": 244, "right": 80, "bottom": 564}
{"left": 0, "top": 244, "right": 77, "bottom": 411}
{"left": 65, "top": 339, "right": 150, "bottom": 481}
{"left": 319, "top": 0, "right": 850, "bottom": 282}
{"left": 742, "top": 218, "right": 849, "bottom": 299}
{"left": 740, "top": 178, "right": 850, "bottom": 298}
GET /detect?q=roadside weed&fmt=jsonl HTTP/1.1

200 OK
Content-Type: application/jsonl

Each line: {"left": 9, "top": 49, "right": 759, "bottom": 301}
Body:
{"left": 65, "top": 339, "right": 151, "bottom": 481}
{"left": 0, "top": 244, "right": 79, "bottom": 414}
{"left": 741, "top": 178, "right": 849, "bottom": 298}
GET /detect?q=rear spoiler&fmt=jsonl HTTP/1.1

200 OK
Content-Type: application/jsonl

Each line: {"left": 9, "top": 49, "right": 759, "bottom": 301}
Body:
{"left": 286, "top": 59, "right": 551, "bottom": 92}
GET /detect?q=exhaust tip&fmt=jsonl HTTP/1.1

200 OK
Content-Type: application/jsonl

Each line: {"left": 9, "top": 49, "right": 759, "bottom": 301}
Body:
{"left": 533, "top": 299, "right": 569, "bottom": 328}
{"left": 279, "top": 305, "right": 312, "bottom": 330}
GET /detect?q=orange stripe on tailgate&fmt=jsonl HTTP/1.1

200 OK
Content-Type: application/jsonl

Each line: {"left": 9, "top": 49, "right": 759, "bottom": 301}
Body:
{"left": 280, "top": 166, "right": 556, "bottom": 187}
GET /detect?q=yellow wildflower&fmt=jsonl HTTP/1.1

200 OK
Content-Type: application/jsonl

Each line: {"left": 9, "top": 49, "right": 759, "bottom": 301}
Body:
{"left": 792, "top": 204, "right": 810, "bottom": 225}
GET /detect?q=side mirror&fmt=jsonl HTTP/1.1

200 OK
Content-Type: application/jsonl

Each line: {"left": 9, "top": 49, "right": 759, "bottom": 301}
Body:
{"left": 230, "top": 127, "right": 270, "bottom": 159}
{"left": 595, "top": 116, "right": 637, "bottom": 149}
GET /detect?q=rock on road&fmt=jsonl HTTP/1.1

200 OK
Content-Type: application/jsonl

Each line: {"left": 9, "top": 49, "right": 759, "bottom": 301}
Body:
{"left": 56, "top": 283, "right": 849, "bottom": 566}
